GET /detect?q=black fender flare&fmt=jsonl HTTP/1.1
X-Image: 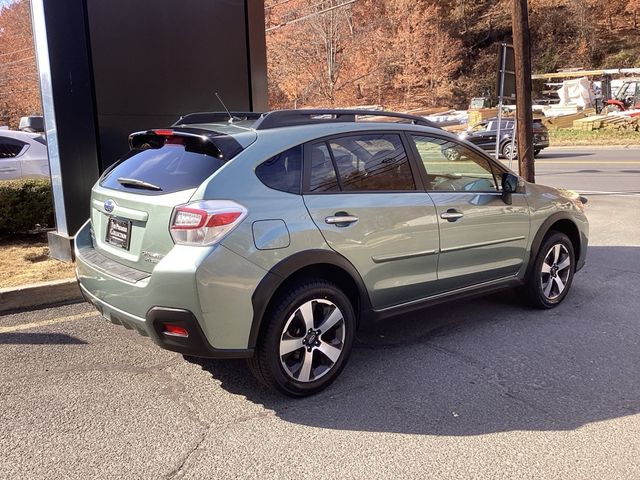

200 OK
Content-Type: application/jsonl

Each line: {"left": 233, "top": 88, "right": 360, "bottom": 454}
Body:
{"left": 248, "top": 249, "right": 372, "bottom": 349}
{"left": 525, "top": 212, "right": 581, "bottom": 278}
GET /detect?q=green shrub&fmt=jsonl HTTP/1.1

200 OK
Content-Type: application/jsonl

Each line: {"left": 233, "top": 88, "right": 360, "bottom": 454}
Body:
{"left": 0, "top": 179, "right": 54, "bottom": 236}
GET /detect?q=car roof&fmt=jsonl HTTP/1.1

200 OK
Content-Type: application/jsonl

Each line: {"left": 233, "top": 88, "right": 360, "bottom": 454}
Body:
{"left": 0, "top": 129, "right": 43, "bottom": 141}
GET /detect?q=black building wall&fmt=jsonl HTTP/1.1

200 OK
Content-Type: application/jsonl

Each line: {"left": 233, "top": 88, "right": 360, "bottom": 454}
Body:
{"left": 31, "top": 0, "right": 267, "bottom": 259}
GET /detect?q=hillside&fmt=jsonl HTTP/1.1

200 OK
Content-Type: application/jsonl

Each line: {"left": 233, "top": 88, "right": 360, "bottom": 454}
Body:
{"left": 266, "top": 0, "right": 640, "bottom": 110}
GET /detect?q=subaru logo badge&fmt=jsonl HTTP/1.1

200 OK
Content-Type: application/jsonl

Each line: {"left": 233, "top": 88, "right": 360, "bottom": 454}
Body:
{"left": 104, "top": 199, "right": 115, "bottom": 213}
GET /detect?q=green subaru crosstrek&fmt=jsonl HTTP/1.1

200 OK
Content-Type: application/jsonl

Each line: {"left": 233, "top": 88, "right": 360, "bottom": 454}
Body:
{"left": 75, "top": 109, "right": 589, "bottom": 396}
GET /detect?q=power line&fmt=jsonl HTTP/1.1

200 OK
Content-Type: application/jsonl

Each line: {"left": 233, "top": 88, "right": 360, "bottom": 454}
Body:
{"left": 265, "top": 0, "right": 297, "bottom": 10}
{"left": 0, "top": 47, "right": 32, "bottom": 58}
{"left": 0, "top": 55, "right": 35, "bottom": 67}
{"left": 266, "top": 0, "right": 358, "bottom": 32}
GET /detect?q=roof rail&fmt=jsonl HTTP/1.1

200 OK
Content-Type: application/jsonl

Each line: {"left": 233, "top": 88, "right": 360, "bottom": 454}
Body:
{"left": 173, "top": 111, "right": 264, "bottom": 126}
{"left": 251, "top": 109, "right": 439, "bottom": 130}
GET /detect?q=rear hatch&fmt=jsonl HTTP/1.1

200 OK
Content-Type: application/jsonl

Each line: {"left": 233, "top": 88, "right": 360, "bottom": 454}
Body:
{"left": 89, "top": 127, "right": 255, "bottom": 274}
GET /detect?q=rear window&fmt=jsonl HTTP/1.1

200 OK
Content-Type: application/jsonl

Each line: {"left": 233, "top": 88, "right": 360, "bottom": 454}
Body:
{"left": 101, "top": 144, "right": 225, "bottom": 194}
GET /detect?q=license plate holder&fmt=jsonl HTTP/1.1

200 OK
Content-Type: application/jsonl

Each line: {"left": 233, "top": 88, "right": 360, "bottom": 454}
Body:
{"left": 105, "top": 217, "right": 132, "bottom": 250}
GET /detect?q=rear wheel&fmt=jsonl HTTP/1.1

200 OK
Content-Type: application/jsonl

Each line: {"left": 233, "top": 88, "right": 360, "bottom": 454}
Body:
{"left": 502, "top": 142, "right": 517, "bottom": 160}
{"left": 247, "top": 279, "right": 355, "bottom": 397}
{"left": 523, "top": 231, "right": 575, "bottom": 309}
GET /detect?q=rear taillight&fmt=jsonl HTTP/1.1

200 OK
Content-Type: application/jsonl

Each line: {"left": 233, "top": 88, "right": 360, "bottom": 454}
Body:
{"left": 170, "top": 200, "right": 247, "bottom": 246}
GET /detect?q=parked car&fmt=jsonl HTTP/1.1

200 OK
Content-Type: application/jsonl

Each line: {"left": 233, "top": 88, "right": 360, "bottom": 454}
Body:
{"left": 75, "top": 109, "right": 588, "bottom": 397}
{"left": 0, "top": 129, "right": 49, "bottom": 181}
{"left": 458, "top": 117, "right": 550, "bottom": 159}
{"left": 605, "top": 78, "right": 640, "bottom": 113}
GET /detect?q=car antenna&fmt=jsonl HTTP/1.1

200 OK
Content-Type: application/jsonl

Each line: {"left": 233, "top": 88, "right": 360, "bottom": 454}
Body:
{"left": 215, "top": 92, "right": 240, "bottom": 123}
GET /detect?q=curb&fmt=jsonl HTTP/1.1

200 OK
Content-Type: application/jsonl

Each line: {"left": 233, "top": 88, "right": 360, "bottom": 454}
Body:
{"left": 547, "top": 144, "right": 640, "bottom": 150}
{"left": 0, "top": 278, "right": 83, "bottom": 314}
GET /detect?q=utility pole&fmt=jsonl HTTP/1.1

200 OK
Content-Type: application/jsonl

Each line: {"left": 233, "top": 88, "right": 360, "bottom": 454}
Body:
{"left": 512, "top": 0, "right": 535, "bottom": 182}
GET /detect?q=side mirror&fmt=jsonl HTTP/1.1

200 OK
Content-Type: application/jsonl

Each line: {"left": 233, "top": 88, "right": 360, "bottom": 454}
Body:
{"left": 501, "top": 172, "right": 519, "bottom": 205}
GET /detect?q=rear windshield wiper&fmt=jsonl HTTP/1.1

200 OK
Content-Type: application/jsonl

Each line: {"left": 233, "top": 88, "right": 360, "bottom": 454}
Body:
{"left": 117, "top": 177, "right": 163, "bottom": 191}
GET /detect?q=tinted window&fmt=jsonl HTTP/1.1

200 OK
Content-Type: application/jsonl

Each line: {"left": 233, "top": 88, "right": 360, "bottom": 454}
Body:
{"left": 101, "top": 145, "right": 225, "bottom": 194}
{"left": 412, "top": 135, "right": 499, "bottom": 192}
{"left": 309, "top": 143, "right": 339, "bottom": 192}
{"left": 256, "top": 145, "right": 302, "bottom": 194}
{"left": 0, "top": 138, "right": 26, "bottom": 158}
{"left": 327, "top": 134, "right": 415, "bottom": 191}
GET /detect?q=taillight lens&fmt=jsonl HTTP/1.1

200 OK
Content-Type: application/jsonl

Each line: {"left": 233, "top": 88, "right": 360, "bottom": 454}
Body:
{"left": 170, "top": 200, "right": 247, "bottom": 246}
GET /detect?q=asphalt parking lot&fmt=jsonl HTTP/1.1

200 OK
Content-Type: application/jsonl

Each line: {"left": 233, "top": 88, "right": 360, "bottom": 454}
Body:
{"left": 2, "top": 147, "right": 640, "bottom": 479}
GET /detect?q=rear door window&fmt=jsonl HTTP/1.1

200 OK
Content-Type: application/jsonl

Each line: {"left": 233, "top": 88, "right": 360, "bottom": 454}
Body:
{"left": 101, "top": 144, "right": 225, "bottom": 194}
{"left": 0, "top": 137, "right": 27, "bottom": 158}
{"left": 307, "top": 133, "right": 415, "bottom": 193}
{"left": 328, "top": 134, "right": 415, "bottom": 191}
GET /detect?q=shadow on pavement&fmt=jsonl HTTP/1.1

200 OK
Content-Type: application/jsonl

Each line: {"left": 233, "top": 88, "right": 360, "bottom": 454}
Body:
{"left": 0, "top": 332, "right": 87, "bottom": 345}
{"left": 189, "top": 246, "right": 640, "bottom": 436}
{"left": 537, "top": 152, "right": 594, "bottom": 159}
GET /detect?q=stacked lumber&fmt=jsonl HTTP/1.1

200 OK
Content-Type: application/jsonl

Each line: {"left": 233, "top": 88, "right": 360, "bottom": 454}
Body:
{"left": 572, "top": 115, "right": 639, "bottom": 131}
{"left": 467, "top": 108, "right": 497, "bottom": 125}
{"left": 572, "top": 115, "right": 607, "bottom": 130}
{"left": 602, "top": 116, "right": 639, "bottom": 131}
{"left": 542, "top": 108, "right": 596, "bottom": 130}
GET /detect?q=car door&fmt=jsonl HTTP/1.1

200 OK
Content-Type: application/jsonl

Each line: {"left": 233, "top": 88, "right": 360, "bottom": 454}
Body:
{"left": 409, "top": 134, "right": 530, "bottom": 292}
{"left": 302, "top": 132, "right": 440, "bottom": 310}
{"left": 463, "top": 121, "right": 489, "bottom": 149}
{"left": 0, "top": 137, "right": 25, "bottom": 180}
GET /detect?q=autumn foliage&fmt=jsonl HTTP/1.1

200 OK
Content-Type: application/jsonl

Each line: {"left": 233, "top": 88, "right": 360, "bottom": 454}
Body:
{"left": 0, "top": 0, "right": 40, "bottom": 128}
{"left": 0, "top": 0, "right": 639, "bottom": 123}
{"left": 267, "top": 0, "right": 640, "bottom": 110}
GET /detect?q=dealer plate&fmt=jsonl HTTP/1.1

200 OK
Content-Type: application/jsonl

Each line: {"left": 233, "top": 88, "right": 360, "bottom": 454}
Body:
{"left": 105, "top": 217, "right": 131, "bottom": 250}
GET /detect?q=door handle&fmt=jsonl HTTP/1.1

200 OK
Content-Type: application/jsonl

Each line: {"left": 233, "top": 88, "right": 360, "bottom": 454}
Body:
{"left": 325, "top": 214, "right": 358, "bottom": 226}
{"left": 440, "top": 209, "right": 464, "bottom": 222}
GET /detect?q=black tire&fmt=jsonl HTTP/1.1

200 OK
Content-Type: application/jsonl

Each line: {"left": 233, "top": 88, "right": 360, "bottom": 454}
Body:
{"left": 501, "top": 142, "right": 517, "bottom": 160}
{"left": 534, "top": 148, "right": 541, "bottom": 157}
{"left": 247, "top": 279, "right": 355, "bottom": 397}
{"left": 523, "top": 231, "right": 575, "bottom": 309}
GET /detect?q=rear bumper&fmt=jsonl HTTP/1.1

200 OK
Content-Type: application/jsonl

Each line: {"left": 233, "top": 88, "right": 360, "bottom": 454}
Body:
{"left": 79, "top": 286, "right": 253, "bottom": 358}
{"left": 74, "top": 220, "right": 265, "bottom": 357}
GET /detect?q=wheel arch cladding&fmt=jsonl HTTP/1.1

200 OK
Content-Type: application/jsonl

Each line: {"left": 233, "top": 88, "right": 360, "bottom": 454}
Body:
{"left": 248, "top": 250, "right": 372, "bottom": 349}
{"left": 529, "top": 214, "right": 582, "bottom": 274}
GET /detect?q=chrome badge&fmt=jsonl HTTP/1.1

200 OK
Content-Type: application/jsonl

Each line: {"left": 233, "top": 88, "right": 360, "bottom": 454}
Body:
{"left": 104, "top": 199, "right": 115, "bottom": 213}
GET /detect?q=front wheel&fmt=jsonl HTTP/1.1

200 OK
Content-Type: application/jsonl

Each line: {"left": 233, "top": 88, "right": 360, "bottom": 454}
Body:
{"left": 247, "top": 279, "right": 355, "bottom": 397}
{"left": 523, "top": 231, "right": 575, "bottom": 309}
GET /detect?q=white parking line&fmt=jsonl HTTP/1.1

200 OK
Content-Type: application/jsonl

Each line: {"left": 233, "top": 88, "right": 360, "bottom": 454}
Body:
{"left": 0, "top": 311, "right": 96, "bottom": 334}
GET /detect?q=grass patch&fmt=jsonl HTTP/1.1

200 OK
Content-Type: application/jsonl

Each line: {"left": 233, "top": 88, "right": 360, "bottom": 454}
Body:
{"left": 549, "top": 129, "right": 640, "bottom": 147}
{"left": 0, "top": 233, "right": 75, "bottom": 288}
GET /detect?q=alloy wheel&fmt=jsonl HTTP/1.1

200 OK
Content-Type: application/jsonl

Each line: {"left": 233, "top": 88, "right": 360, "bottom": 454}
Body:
{"left": 279, "top": 299, "right": 345, "bottom": 383}
{"left": 540, "top": 243, "right": 572, "bottom": 300}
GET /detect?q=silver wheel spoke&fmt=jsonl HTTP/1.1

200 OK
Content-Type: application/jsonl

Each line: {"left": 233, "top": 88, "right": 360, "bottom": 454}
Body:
{"left": 543, "top": 280, "right": 553, "bottom": 297}
{"left": 318, "top": 342, "right": 341, "bottom": 363}
{"left": 557, "top": 256, "right": 571, "bottom": 271}
{"left": 319, "top": 307, "right": 343, "bottom": 333}
{"left": 299, "top": 301, "right": 315, "bottom": 331}
{"left": 552, "top": 244, "right": 561, "bottom": 264}
{"left": 280, "top": 337, "right": 304, "bottom": 356}
{"left": 541, "top": 262, "right": 552, "bottom": 274}
{"left": 297, "top": 349, "right": 313, "bottom": 382}
{"left": 280, "top": 297, "right": 346, "bottom": 383}
{"left": 554, "top": 275, "right": 565, "bottom": 293}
